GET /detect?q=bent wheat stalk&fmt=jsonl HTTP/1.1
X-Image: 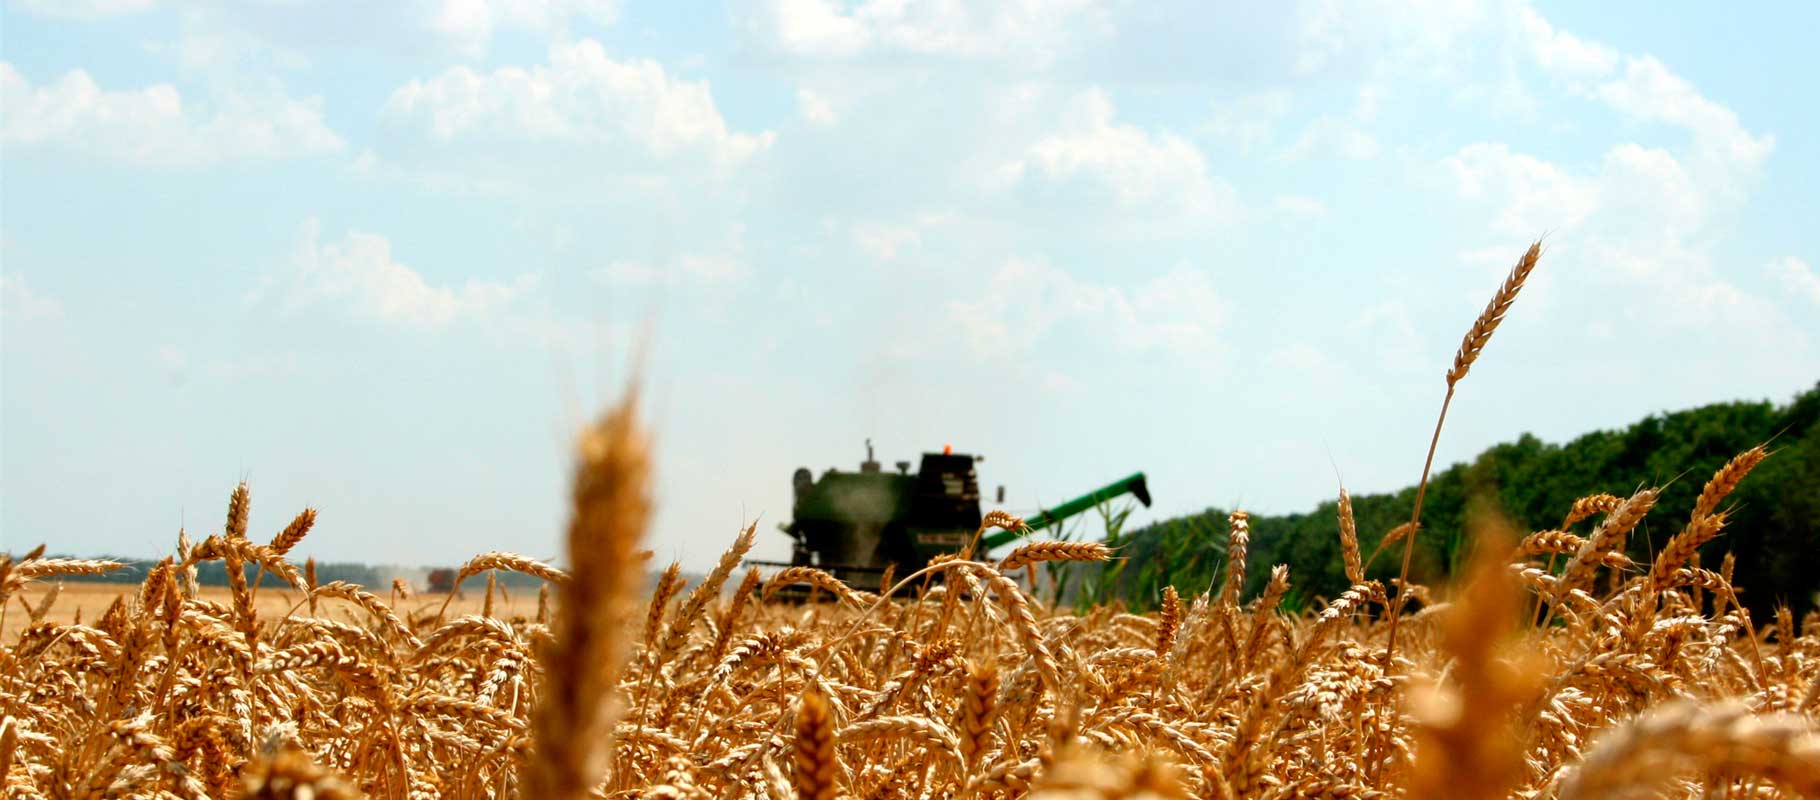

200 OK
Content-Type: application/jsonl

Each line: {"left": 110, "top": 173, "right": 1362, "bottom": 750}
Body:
{"left": 1386, "top": 240, "right": 1542, "bottom": 666}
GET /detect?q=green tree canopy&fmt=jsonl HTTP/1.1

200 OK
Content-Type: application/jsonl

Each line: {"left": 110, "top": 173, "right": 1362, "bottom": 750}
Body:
{"left": 1119, "top": 382, "right": 1820, "bottom": 620}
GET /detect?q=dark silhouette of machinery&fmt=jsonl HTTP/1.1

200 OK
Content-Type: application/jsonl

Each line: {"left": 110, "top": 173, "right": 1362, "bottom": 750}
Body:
{"left": 426, "top": 568, "right": 456, "bottom": 594}
{"left": 751, "top": 440, "right": 1151, "bottom": 592}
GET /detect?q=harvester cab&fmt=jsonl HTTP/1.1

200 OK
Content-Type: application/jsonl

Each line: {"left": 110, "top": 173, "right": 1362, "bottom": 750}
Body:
{"left": 753, "top": 441, "right": 1151, "bottom": 594}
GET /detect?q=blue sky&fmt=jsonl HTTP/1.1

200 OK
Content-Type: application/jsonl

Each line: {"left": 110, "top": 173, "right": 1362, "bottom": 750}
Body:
{"left": 3, "top": 0, "right": 1817, "bottom": 571}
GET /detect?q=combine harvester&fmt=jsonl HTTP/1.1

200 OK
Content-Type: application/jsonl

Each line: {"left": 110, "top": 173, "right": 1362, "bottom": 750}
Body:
{"left": 751, "top": 440, "right": 1150, "bottom": 594}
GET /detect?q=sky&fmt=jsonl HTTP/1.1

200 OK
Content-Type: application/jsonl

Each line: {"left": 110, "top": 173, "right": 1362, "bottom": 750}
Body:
{"left": 3, "top": 0, "right": 1818, "bottom": 571}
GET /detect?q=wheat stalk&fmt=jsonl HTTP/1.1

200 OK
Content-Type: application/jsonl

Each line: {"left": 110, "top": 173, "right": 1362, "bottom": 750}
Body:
{"left": 1387, "top": 240, "right": 1544, "bottom": 669}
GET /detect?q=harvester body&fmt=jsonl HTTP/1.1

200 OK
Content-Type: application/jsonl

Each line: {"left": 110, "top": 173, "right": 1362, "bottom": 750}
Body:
{"left": 763, "top": 442, "right": 1150, "bottom": 593}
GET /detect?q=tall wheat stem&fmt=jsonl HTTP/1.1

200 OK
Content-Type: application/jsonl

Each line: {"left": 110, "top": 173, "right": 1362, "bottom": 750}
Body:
{"left": 1383, "top": 383, "right": 1453, "bottom": 667}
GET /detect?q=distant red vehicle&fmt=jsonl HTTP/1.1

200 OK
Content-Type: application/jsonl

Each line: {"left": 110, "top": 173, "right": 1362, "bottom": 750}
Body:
{"left": 426, "top": 568, "right": 456, "bottom": 593}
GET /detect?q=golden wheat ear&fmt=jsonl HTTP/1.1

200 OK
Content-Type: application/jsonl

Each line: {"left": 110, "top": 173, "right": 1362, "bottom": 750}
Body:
{"left": 792, "top": 685, "right": 839, "bottom": 800}
{"left": 1448, "top": 240, "right": 1541, "bottom": 387}
{"left": 521, "top": 389, "right": 652, "bottom": 800}
{"left": 1558, "top": 701, "right": 1820, "bottom": 799}
{"left": 1337, "top": 486, "right": 1362, "bottom": 585}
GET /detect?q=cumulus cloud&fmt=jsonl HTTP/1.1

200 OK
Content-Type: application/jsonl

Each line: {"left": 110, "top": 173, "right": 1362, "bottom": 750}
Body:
{"left": 948, "top": 258, "right": 1225, "bottom": 360}
{"left": 1437, "top": 135, "right": 1776, "bottom": 340}
{"left": 1441, "top": 142, "right": 1600, "bottom": 236}
{"left": 1593, "top": 57, "right": 1774, "bottom": 181}
{"left": 1430, "top": 7, "right": 1806, "bottom": 380}
{"left": 384, "top": 39, "right": 773, "bottom": 167}
{"left": 1515, "top": 12, "right": 1772, "bottom": 180}
{"left": 1443, "top": 10, "right": 1770, "bottom": 243}
{"left": 0, "top": 62, "right": 343, "bottom": 166}
{"left": 1006, "top": 89, "right": 1237, "bottom": 226}
{"left": 267, "top": 218, "right": 538, "bottom": 329}
{"left": 1517, "top": 6, "right": 1618, "bottom": 84}
{"left": 749, "top": 0, "right": 870, "bottom": 57}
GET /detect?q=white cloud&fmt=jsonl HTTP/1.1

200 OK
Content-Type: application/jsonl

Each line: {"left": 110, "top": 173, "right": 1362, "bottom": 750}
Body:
{"left": 1441, "top": 142, "right": 1599, "bottom": 236}
{"left": 1438, "top": 9, "right": 1773, "bottom": 241}
{"left": 1770, "top": 257, "right": 1820, "bottom": 305}
{"left": 1511, "top": 7, "right": 1773, "bottom": 192}
{"left": 1595, "top": 56, "right": 1774, "bottom": 173}
{"left": 270, "top": 219, "right": 538, "bottom": 329}
{"left": 1598, "top": 143, "right": 1706, "bottom": 234}
{"left": 1433, "top": 10, "right": 1803, "bottom": 376}
{"left": 1009, "top": 89, "right": 1236, "bottom": 225}
{"left": 797, "top": 87, "right": 838, "bottom": 125}
{"left": 429, "top": 0, "right": 619, "bottom": 55}
{"left": 1517, "top": 6, "right": 1618, "bottom": 84}
{"left": 10, "top": 0, "right": 152, "bottom": 19}
{"left": 0, "top": 62, "right": 343, "bottom": 166}
{"left": 0, "top": 273, "right": 66, "bottom": 322}
{"left": 948, "top": 258, "right": 1225, "bottom": 359}
{"left": 1438, "top": 139, "right": 1753, "bottom": 328}
{"left": 384, "top": 40, "right": 773, "bottom": 167}
{"left": 751, "top": 0, "right": 870, "bottom": 57}
{"left": 1273, "top": 194, "right": 1329, "bottom": 219}
{"left": 741, "top": 0, "right": 1109, "bottom": 62}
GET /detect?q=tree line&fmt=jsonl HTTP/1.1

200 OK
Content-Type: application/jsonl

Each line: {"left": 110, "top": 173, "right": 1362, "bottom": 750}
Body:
{"left": 1112, "top": 382, "right": 1820, "bottom": 620}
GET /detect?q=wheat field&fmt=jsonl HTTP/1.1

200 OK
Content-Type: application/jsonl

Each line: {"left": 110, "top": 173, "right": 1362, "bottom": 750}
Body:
{"left": 0, "top": 583, "right": 533, "bottom": 642}
{"left": 3, "top": 243, "right": 1818, "bottom": 799}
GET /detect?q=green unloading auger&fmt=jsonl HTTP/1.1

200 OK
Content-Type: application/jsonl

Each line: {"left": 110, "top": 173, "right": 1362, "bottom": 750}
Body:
{"left": 979, "top": 472, "right": 1152, "bottom": 551}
